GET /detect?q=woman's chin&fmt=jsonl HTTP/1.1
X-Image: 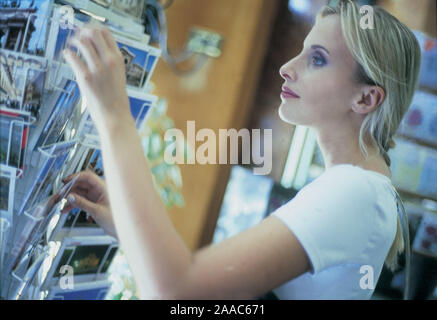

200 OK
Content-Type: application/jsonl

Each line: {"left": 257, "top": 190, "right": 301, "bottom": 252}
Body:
{"left": 278, "top": 104, "right": 298, "bottom": 125}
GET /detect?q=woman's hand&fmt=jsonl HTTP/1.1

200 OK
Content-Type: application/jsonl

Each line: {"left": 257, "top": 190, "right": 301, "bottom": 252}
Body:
{"left": 63, "top": 24, "right": 132, "bottom": 130}
{"left": 61, "top": 170, "right": 117, "bottom": 238}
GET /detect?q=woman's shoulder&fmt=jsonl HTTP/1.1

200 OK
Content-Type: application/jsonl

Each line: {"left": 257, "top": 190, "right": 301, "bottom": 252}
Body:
{"left": 316, "top": 163, "right": 393, "bottom": 191}
{"left": 295, "top": 163, "right": 395, "bottom": 213}
{"left": 307, "top": 164, "right": 381, "bottom": 192}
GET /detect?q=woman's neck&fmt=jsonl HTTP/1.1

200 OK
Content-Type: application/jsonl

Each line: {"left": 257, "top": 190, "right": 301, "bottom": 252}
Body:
{"left": 313, "top": 127, "right": 392, "bottom": 179}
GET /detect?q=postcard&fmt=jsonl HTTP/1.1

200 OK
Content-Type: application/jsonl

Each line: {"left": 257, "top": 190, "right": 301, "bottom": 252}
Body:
{"left": 9, "top": 249, "right": 48, "bottom": 300}
{"left": 142, "top": 45, "right": 161, "bottom": 88}
{"left": 115, "top": 35, "right": 159, "bottom": 88}
{"left": 34, "top": 79, "right": 81, "bottom": 148}
{"left": 42, "top": 235, "right": 118, "bottom": 288}
{"left": 127, "top": 89, "right": 157, "bottom": 130}
{"left": 111, "top": 0, "right": 144, "bottom": 21}
{"left": 61, "top": 133, "right": 100, "bottom": 179}
{"left": 7, "top": 174, "right": 79, "bottom": 273}
{"left": 0, "top": 164, "right": 17, "bottom": 223}
{"left": 79, "top": 148, "right": 104, "bottom": 177}
{"left": 0, "top": 50, "right": 47, "bottom": 120}
{"left": 65, "top": 209, "right": 100, "bottom": 229}
{"left": 17, "top": 140, "right": 76, "bottom": 216}
{"left": 91, "top": 0, "right": 112, "bottom": 8}
{"left": 0, "top": 107, "right": 31, "bottom": 170}
{"left": 49, "top": 207, "right": 105, "bottom": 241}
{"left": 46, "top": 279, "right": 111, "bottom": 300}
{"left": 0, "top": 0, "right": 54, "bottom": 56}
{"left": 72, "top": 110, "right": 98, "bottom": 141}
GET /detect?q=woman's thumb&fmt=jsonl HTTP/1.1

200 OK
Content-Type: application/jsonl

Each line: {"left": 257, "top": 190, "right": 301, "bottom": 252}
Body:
{"left": 67, "top": 193, "right": 98, "bottom": 214}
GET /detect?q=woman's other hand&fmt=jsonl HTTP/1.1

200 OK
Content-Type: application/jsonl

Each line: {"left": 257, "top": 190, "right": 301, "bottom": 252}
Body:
{"left": 61, "top": 170, "right": 117, "bottom": 238}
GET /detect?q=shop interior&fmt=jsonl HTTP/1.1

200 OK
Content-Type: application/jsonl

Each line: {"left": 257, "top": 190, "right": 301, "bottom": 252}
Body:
{"left": 0, "top": 0, "right": 436, "bottom": 300}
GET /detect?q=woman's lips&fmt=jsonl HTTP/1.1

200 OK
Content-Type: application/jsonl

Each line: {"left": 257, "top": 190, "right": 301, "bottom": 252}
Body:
{"left": 281, "top": 86, "right": 300, "bottom": 99}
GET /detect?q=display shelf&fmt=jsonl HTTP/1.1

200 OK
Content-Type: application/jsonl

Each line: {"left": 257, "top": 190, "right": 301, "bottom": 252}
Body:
{"left": 396, "top": 134, "right": 437, "bottom": 150}
{"left": 59, "top": 0, "right": 145, "bottom": 34}
{"left": 0, "top": 0, "right": 160, "bottom": 300}
{"left": 397, "top": 188, "right": 437, "bottom": 204}
{"left": 308, "top": 160, "right": 437, "bottom": 204}
{"left": 412, "top": 249, "right": 437, "bottom": 260}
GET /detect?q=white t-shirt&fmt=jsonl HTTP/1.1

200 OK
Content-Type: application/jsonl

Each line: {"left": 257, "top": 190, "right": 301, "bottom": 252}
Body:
{"left": 271, "top": 164, "right": 398, "bottom": 300}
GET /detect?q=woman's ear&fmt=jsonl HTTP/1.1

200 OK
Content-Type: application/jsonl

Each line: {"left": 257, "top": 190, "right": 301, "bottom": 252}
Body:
{"left": 351, "top": 86, "right": 385, "bottom": 115}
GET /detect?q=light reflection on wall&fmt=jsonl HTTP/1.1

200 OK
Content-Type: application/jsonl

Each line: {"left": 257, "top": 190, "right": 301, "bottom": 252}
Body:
{"left": 213, "top": 165, "right": 274, "bottom": 244}
{"left": 288, "top": 0, "right": 310, "bottom": 15}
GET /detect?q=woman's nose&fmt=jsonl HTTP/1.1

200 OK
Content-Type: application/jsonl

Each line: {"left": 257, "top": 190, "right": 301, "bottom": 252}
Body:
{"left": 280, "top": 62, "right": 297, "bottom": 82}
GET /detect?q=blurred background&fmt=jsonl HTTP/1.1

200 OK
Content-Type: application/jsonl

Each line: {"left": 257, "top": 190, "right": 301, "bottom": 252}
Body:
{"left": 151, "top": 0, "right": 437, "bottom": 300}
{"left": 1, "top": 0, "right": 435, "bottom": 301}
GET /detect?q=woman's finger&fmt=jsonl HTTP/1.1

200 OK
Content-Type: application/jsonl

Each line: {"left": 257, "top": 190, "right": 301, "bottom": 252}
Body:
{"left": 67, "top": 185, "right": 90, "bottom": 197}
{"left": 66, "top": 193, "right": 100, "bottom": 216}
{"left": 63, "top": 170, "right": 95, "bottom": 185}
{"left": 69, "top": 35, "right": 101, "bottom": 72}
{"left": 100, "top": 27, "right": 120, "bottom": 53}
{"left": 61, "top": 186, "right": 91, "bottom": 214}
{"left": 80, "top": 26, "right": 109, "bottom": 61}
{"left": 63, "top": 48, "right": 88, "bottom": 80}
{"left": 61, "top": 203, "right": 75, "bottom": 214}
{"left": 62, "top": 172, "right": 79, "bottom": 184}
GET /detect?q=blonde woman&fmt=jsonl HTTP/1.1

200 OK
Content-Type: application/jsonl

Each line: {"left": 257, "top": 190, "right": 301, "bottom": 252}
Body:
{"left": 62, "top": 0, "right": 421, "bottom": 299}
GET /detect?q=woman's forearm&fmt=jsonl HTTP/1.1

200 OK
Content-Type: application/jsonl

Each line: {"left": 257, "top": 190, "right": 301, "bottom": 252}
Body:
{"left": 98, "top": 115, "right": 193, "bottom": 299}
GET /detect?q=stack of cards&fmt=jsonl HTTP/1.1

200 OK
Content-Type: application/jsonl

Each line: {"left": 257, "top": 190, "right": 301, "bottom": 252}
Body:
{"left": 1, "top": 0, "right": 163, "bottom": 300}
{"left": 0, "top": 108, "right": 31, "bottom": 171}
{"left": 17, "top": 140, "right": 76, "bottom": 217}
{"left": 89, "top": 0, "right": 145, "bottom": 23}
{"left": 398, "top": 90, "right": 437, "bottom": 147}
{"left": 0, "top": 165, "right": 17, "bottom": 225}
{"left": 0, "top": 50, "right": 48, "bottom": 120}
{"left": 46, "top": 279, "right": 112, "bottom": 300}
{"left": 41, "top": 236, "right": 118, "bottom": 289}
{"left": 0, "top": 0, "right": 54, "bottom": 56}
{"left": 58, "top": 0, "right": 145, "bottom": 35}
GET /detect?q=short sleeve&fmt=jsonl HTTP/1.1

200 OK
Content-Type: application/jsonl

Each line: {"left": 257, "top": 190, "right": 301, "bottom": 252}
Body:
{"left": 271, "top": 166, "right": 378, "bottom": 275}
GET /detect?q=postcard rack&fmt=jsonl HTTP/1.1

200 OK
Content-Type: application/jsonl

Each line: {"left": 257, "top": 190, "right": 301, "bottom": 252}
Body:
{"left": 1, "top": 0, "right": 161, "bottom": 300}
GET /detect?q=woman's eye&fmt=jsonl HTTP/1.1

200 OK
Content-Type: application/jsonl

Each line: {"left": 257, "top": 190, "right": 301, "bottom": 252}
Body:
{"left": 311, "top": 53, "right": 326, "bottom": 67}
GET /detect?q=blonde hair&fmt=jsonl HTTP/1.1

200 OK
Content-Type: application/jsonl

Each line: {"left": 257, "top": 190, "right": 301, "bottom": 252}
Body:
{"left": 318, "top": 0, "right": 421, "bottom": 271}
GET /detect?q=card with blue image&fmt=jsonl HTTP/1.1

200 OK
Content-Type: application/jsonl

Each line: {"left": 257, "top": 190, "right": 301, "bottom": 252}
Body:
{"left": 17, "top": 140, "right": 76, "bottom": 216}
{"left": 47, "top": 280, "right": 111, "bottom": 300}
{"left": 0, "top": 50, "right": 47, "bottom": 120}
{"left": 34, "top": 79, "right": 81, "bottom": 148}
{"left": 0, "top": 0, "right": 54, "bottom": 56}
{"left": 127, "top": 89, "right": 157, "bottom": 131}
{"left": 0, "top": 108, "right": 31, "bottom": 171}
{"left": 115, "top": 35, "right": 161, "bottom": 89}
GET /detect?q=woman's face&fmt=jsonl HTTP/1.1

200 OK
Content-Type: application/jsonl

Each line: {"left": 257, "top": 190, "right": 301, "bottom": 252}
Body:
{"left": 279, "top": 15, "right": 362, "bottom": 129}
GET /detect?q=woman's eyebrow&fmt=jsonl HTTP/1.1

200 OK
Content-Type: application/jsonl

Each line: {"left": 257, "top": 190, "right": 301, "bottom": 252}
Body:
{"left": 311, "top": 44, "right": 330, "bottom": 55}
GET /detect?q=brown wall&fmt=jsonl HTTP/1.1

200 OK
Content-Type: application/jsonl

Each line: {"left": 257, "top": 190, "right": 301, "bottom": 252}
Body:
{"left": 381, "top": 0, "right": 436, "bottom": 38}
{"left": 152, "top": 0, "right": 279, "bottom": 251}
{"left": 152, "top": 0, "right": 435, "bottom": 252}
